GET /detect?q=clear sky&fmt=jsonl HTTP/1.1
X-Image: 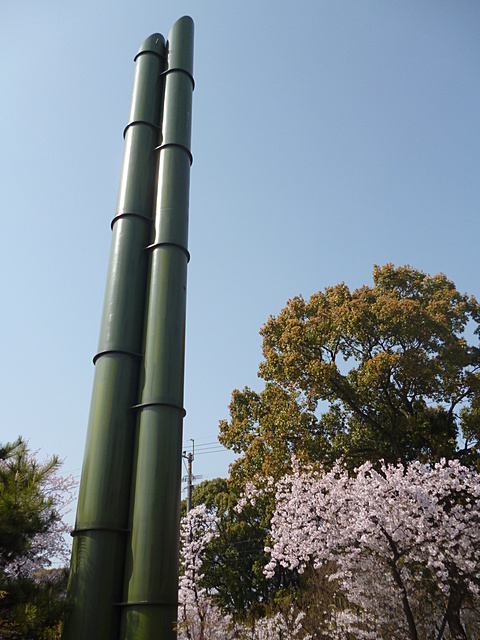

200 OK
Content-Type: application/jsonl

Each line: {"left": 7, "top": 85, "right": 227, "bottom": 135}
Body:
{"left": 1, "top": 1, "right": 479, "bottom": 514}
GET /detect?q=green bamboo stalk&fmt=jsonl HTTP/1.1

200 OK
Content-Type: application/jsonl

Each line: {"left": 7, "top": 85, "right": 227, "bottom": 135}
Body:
{"left": 119, "top": 16, "right": 194, "bottom": 640}
{"left": 62, "top": 34, "right": 166, "bottom": 640}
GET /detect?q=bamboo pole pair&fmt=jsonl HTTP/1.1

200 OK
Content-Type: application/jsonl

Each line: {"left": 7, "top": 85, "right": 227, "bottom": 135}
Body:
{"left": 63, "top": 17, "right": 194, "bottom": 640}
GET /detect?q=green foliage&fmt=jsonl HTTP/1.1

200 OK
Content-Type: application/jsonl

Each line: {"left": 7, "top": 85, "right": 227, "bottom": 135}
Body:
{"left": 220, "top": 265, "right": 480, "bottom": 480}
{"left": 0, "top": 439, "right": 70, "bottom": 639}
{"left": 0, "top": 569, "right": 67, "bottom": 640}
{"left": 202, "top": 265, "right": 480, "bottom": 625}
{"left": 187, "top": 479, "right": 290, "bottom": 621}
{"left": 0, "top": 439, "right": 58, "bottom": 572}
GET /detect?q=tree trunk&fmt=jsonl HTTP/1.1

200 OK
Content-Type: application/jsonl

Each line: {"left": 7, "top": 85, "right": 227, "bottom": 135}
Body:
{"left": 445, "top": 581, "right": 467, "bottom": 640}
{"left": 382, "top": 528, "right": 419, "bottom": 640}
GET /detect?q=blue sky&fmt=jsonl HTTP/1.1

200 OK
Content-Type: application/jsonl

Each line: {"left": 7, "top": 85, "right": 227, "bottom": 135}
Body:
{"left": 1, "top": 1, "right": 479, "bottom": 511}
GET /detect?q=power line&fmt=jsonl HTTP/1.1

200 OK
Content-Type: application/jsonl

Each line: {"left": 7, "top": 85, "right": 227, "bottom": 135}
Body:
{"left": 182, "top": 439, "right": 232, "bottom": 456}
{"left": 183, "top": 440, "right": 220, "bottom": 449}
{"left": 195, "top": 448, "right": 230, "bottom": 456}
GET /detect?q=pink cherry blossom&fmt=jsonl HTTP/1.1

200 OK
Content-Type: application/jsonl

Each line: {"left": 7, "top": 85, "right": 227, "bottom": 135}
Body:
{"left": 263, "top": 458, "right": 480, "bottom": 639}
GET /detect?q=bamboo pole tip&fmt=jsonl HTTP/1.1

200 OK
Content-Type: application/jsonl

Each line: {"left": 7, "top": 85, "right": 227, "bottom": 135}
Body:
{"left": 136, "top": 33, "right": 166, "bottom": 60}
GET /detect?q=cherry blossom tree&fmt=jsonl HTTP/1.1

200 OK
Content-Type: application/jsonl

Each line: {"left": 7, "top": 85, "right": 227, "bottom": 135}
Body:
{"left": 248, "top": 610, "right": 311, "bottom": 640}
{"left": 177, "top": 505, "right": 312, "bottom": 640}
{"left": 260, "top": 458, "right": 480, "bottom": 640}
{"left": 178, "top": 504, "right": 235, "bottom": 640}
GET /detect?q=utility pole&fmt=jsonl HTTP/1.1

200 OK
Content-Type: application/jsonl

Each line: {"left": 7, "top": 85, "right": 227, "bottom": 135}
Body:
{"left": 183, "top": 439, "right": 202, "bottom": 513}
{"left": 183, "top": 439, "right": 194, "bottom": 513}
{"left": 186, "top": 439, "right": 194, "bottom": 513}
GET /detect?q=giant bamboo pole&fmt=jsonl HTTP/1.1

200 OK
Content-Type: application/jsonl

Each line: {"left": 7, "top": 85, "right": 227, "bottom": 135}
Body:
{"left": 119, "top": 16, "right": 194, "bottom": 640}
{"left": 62, "top": 34, "right": 166, "bottom": 640}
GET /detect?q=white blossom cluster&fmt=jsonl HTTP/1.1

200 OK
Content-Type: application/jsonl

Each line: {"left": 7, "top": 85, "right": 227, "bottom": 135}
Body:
{"left": 179, "top": 459, "right": 480, "bottom": 639}
{"left": 260, "top": 458, "right": 480, "bottom": 638}
{"left": 177, "top": 505, "right": 311, "bottom": 640}
{"left": 177, "top": 504, "right": 233, "bottom": 639}
{"left": 251, "top": 610, "right": 311, "bottom": 640}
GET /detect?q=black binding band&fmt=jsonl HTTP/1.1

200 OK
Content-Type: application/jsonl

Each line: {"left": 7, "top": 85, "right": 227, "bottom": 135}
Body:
{"left": 123, "top": 119, "right": 160, "bottom": 139}
{"left": 154, "top": 141, "right": 193, "bottom": 166}
{"left": 110, "top": 211, "right": 153, "bottom": 230}
{"left": 130, "top": 401, "right": 186, "bottom": 418}
{"left": 161, "top": 67, "right": 195, "bottom": 90}
{"left": 93, "top": 349, "right": 143, "bottom": 365}
{"left": 115, "top": 600, "right": 179, "bottom": 607}
{"left": 145, "top": 241, "right": 190, "bottom": 262}
{"left": 71, "top": 525, "right": 130, "bottom": 537}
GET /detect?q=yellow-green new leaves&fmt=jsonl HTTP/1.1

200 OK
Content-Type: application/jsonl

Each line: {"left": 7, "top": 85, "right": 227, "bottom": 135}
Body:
{"left": 219, "top": 383, "right": 322, "bottom": 483}
{"left": 220, "top": 265, "right": 480, "bottom": 480}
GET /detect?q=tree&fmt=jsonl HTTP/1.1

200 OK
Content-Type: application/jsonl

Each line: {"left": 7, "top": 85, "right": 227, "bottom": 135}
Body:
{"left": 210, "top": 264, "right": 480, "bottom": 633}
{"left": 219, "top": 265, "right": 480, "bottom": 481}
{"left": 178, "top": 505, "right": 312, "bottom": 640}
{"left": 0, "top": 438, "right": 76, "bottom": 639}
{"left": 256, "top": 458, "right": 480, "bottom": 640}
{"left": 186, "top": 479, "right": 282, "bottom": 620}
{"left": 178, "top": 504, "right": 233, "bottom": 640}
